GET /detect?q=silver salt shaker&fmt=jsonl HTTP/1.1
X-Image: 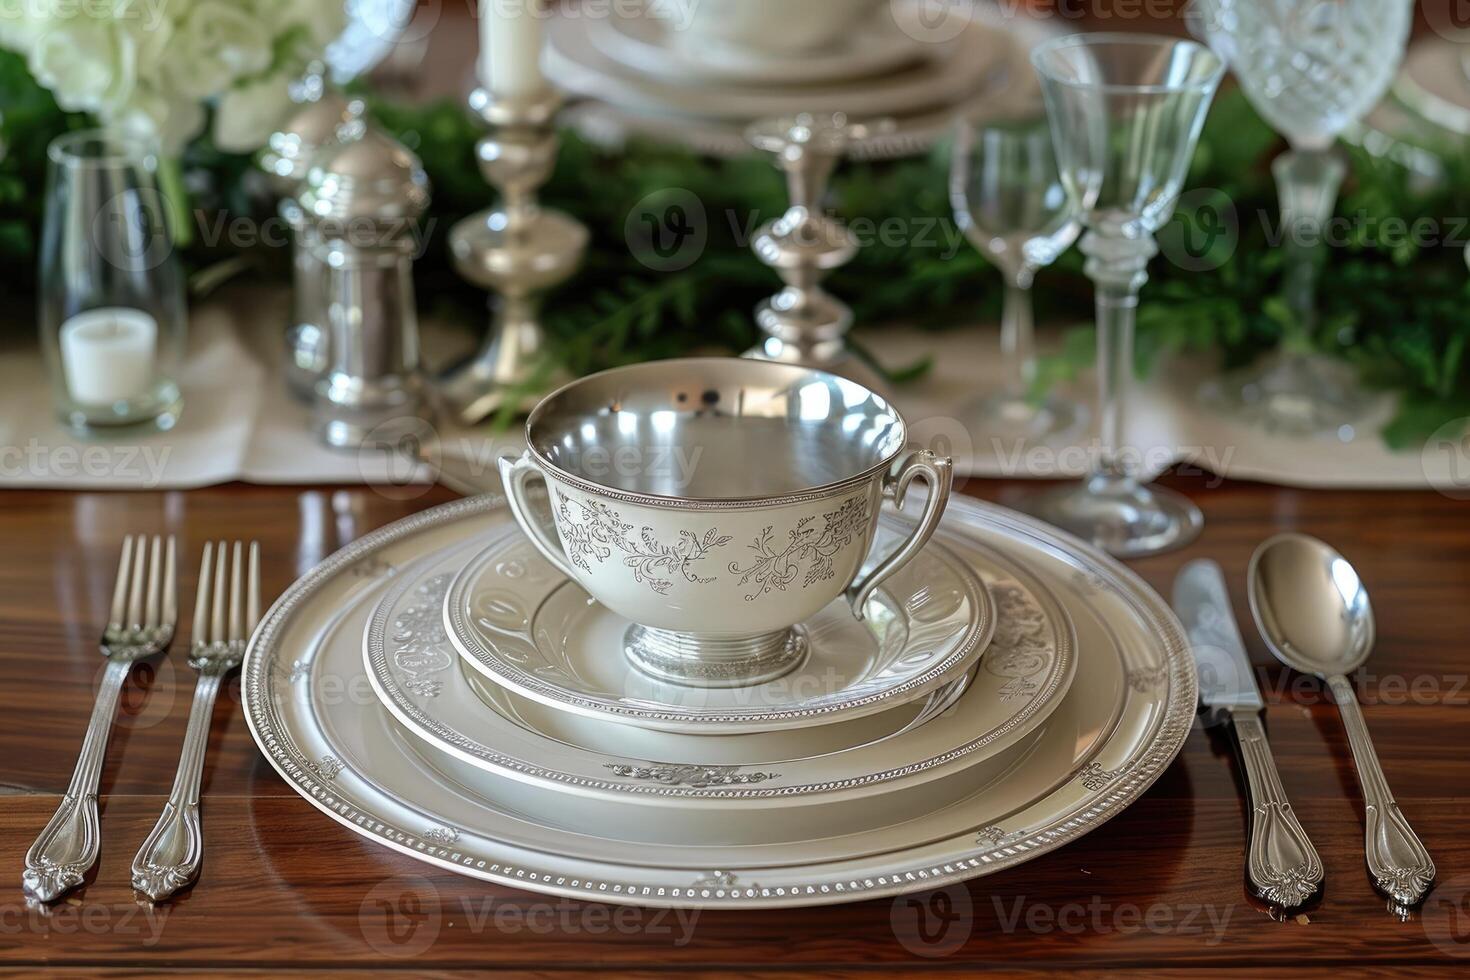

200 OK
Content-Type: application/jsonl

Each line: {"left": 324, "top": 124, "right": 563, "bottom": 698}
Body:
{"left": 260, "top": 90, "right": 362, "bottom": 400}
{"left": 297, "top": 119, "right": 432, "bottom": 449}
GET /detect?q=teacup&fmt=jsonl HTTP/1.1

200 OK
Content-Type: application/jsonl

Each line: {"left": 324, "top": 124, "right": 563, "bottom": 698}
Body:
{"left": 499, "top": 358, "right": 952, "bottom": 688}
{"left": 668, "top": 0, "right": 883, "bottom": 56}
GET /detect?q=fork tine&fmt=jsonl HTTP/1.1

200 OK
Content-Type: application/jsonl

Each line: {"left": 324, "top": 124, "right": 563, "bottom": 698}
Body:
{"left": 246, "top": 542, "right": 261, "bottom": 635}
{"left": 193, "top": 542, "right": 213, "bottom": 649}
{"left": 228, "top": 541, "right": 244, "bottom": 642}
{"left": 109, "top": 536, "right": 133, "bottom": 630}
{"left": 162, "top": 536, "right": 178, "bottom": 629}
{"left": 127, "top": 533, "right": 147, "bottom": 629}
{"left": 144, "top": 535, "right": 162, "bottom": 629}
{"left": 211, "top": 540, "right": 227, "bottom": 646}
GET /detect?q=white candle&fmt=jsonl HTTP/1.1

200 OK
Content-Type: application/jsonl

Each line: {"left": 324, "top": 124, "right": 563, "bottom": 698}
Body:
{"left": 59, "top": 307, "right": 158, "bottom": 406}
{"left": 479, "top": 0, "right": 546, "bottom": 100}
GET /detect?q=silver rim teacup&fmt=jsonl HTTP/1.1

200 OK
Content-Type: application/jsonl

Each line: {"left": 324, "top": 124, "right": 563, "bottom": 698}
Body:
{"left": 498, "top": 358, "right": 953, "bottom": 688}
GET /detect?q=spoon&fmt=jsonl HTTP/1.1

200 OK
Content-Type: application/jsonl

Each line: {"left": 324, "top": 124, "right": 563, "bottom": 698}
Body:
{"left": 1248, "top": 532, "right": 1435, "bottom": 913}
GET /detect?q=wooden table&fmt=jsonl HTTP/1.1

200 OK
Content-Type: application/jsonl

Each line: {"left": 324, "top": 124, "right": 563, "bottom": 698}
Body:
{"left": 0, "top": 475, "right": 1467, "bottom": 975}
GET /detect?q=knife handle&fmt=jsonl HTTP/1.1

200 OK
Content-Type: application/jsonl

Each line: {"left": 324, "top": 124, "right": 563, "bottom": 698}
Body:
{"left": 1230, "top": 709, "right": 1323, "bottom": 908}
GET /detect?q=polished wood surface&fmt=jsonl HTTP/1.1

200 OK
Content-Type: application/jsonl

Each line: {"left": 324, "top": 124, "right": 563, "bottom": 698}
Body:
{"left": 0, "top": 475, "right": 1467, "bottom": 974}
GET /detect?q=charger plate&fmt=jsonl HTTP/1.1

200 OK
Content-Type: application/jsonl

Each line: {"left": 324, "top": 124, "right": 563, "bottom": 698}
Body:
{"left": 243, "top": 495, "right": 1193, "bottom": 908}
{"left": 364, "top": 519, "right": 1064, "bottom": 825}
{"left": 444, "top": 520, "right": 996, "bottom": 734}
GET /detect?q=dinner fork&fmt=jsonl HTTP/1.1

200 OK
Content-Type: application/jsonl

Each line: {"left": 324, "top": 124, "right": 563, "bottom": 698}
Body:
{"left": 23, "top": 535, "right": 177, "bottom": 903}
{"left": 131, "top": 541, "right": 260, "bottom": 901}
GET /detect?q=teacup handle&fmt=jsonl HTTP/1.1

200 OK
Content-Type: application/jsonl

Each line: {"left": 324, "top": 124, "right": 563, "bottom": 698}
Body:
{"left": 846, "top": 449, "right": 954, "bottom": 620}
{"left": 498, "top": 450, "right": 580, "bottom": 582}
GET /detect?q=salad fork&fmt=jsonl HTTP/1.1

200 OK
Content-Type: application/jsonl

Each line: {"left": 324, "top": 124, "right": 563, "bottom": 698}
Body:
{"left": 23, "top": 535, "right": 177, "bottom": 903}
{"left": 132, "top": 541, "right": 260, "bottom": 901}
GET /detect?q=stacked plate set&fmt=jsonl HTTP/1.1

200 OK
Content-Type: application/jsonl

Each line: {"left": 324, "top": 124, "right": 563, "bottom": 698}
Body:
{"left": 243, "top": 359, "right": 1194, "bottom": 908}
{"left": 546, "top": 0, "right": 1056, "bottom": 157}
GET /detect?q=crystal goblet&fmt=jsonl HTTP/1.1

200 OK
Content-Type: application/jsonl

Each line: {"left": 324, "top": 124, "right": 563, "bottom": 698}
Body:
{"left": 1029, "top": 33, "right": 1224, "bottom": 558}
{"left": 949, "top": 115, "right": 1085, "bottom": 445}
{"left": 1191, "top": 0, "right": 1413, "bottom": 437}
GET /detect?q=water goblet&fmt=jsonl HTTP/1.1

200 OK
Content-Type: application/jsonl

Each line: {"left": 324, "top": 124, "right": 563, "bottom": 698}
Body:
{"left": 1191, "top": 0, "right": 1413, "bottom": 437}
{"left": 1028, "top": 33, "right": 1225, "bottom": 558}
{"left": 949, "top": 115, "right": 1086, "bottom": 445}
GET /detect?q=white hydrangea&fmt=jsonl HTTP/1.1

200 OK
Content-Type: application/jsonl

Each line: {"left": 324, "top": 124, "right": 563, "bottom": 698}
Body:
{"left": 0, "top": 0, "right": 347, "bottom": 154}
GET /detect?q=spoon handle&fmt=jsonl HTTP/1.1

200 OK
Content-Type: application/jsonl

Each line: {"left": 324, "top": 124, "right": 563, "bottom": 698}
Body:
{"left": 1327, "top": 673, "right": 1435, "bottom": 910}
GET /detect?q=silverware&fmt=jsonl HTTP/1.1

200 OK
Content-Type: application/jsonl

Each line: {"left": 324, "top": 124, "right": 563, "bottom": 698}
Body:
{"left": 23, "top": 535, "right": 177, "bottom": 903}
{"left": 131, "top": 541, "right": 260, "bottom": 901}
{"left": 1173, "top": 560, "right": 1322, "bottom": 909}
{"left": 1248, "top": 533, "right": 1435, "bottom": 913}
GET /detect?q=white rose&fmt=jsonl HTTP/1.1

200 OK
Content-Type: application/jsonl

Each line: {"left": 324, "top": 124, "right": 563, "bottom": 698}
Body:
{"left": 212, "top": 72, "right": 296, "bottom": 153}
{"left": 165, "top": 0, "right": 273, "bottom": 100}
{"left": 28, "top": 19, "right": 137, "bottom": 114}
{"left": 114, "top": 85, "right": 207, "bottom": 155}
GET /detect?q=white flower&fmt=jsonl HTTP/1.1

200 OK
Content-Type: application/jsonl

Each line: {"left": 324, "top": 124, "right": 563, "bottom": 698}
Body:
{"left": 212, "top": 71, "right": 296, "bottom": 153}
{"left": 27, "top": 19, "right": 137, "bottom": 113}
{"left": 115, "top": 85, "right": 207, "bottom": 155}
{"left": 165, "top": 0, "right": 273, "bottom": 100}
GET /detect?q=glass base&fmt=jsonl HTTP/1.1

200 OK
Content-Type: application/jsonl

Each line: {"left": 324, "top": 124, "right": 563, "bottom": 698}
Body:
{"left": 1202, "top": 350, "right": 1374, "bottom": 440}
{"left": 963, "top": 389, "right": 1088, "bottom": 446}
{"left": 1027, "top": 473, "right": 1203, "bottom": 559}
{"left": 59, "top": 384, "right": 182, "bottom": 438}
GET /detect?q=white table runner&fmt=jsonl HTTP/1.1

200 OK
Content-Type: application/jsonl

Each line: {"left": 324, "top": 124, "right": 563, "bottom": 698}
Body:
{"left": 0, "top": 285, "right": 1453, "bottom": 490}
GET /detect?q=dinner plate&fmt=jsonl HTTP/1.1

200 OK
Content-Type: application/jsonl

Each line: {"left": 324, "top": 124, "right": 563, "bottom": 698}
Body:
{"left": 445, "top": 520, "right": 995, "bottom": 733}
{"left": 365, "top": 517, "right": 1070, "bottom": 824}
{"left": 243, "top": 495, "right": 1193, "bottom": 907}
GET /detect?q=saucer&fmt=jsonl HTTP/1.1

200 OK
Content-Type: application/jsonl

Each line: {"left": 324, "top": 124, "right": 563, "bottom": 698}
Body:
{"left": 444, "top": 519, "right": 995, "bottom": 734}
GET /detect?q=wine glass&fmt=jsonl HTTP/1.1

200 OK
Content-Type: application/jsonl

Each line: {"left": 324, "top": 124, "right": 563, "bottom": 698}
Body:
{"left": 1191, "top": 0, "right": 1413, "bottom": 437}
{"left": 949, "top": 115, "right": 1085, "bottom": 445}
{"left": 1028, "top": 33, "right": 1224, "bottom": 558}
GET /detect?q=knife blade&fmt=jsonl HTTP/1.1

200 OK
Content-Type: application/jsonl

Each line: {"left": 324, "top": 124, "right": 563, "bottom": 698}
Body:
{"left": 1173, "top": 559, "right": 1263, "bottom": 712}
{"left": 1171, "top": 558, "right": 1323, "bottom": 909}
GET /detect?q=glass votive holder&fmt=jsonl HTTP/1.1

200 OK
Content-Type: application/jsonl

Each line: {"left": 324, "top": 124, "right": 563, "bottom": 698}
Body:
{"left": 39, "top": 129, "right": 186, "bottom": 434}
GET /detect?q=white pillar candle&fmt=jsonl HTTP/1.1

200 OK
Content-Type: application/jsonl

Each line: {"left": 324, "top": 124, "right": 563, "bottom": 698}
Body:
{"left": 59, "top": 307, "right": 158, "bottom": 406}
{"left": 479, "top": 0, "right": 546, "bottom": 100}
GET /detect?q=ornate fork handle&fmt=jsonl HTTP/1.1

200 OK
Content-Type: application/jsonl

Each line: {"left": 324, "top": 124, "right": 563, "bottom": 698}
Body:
{"left": 131, "top": 669, "right": 226, "bottom": 900}
{"left": 1327, "top": 674, "right": 1435, "bottom": 910}
{"left": 23, "top": 658, "right": 131, "bottom": 902}
{"left": 1230, "top": 710, "right": 1323, "bottom": 908}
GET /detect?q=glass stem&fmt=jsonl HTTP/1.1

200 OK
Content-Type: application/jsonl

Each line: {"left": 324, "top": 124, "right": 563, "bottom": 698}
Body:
{"left": 1000, "top": 270, "right": 1036, "bottom": 395}
{"left": 1272, "top": 148, "right": 1346, "bottom": 354}
{"left": 1079, "top": 231, "right": 1156, "bottom": 483}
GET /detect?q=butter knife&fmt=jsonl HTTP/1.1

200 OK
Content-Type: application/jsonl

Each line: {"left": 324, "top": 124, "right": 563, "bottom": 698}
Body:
{"left": 1173, "top": 559, "right": 1323, "bottom": 909}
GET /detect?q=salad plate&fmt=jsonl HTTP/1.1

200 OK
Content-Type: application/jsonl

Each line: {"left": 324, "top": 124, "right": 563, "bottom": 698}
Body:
{"left": 445, "top": 520, "right": 995, "bottom": 734}
{"left": 243, "top": 495, "right": 1193, "bottom": 907}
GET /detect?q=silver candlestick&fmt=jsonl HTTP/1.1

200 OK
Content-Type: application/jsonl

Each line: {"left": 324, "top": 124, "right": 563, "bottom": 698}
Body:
{"left": 440, "top": 87, "right": 588, "bottom": 423}
{"left": 743, "top": 112, "right": 891, "bottom": 397}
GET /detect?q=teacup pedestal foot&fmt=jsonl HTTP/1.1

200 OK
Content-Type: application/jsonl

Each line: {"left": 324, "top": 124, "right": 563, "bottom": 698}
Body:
{"left": 623, "top": 624, "right": 809, "bottom": 689}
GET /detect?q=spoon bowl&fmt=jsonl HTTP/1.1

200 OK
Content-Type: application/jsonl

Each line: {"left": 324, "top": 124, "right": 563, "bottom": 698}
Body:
{"left": 1247, "top": 532, "right": 1376, "bottom": 677}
